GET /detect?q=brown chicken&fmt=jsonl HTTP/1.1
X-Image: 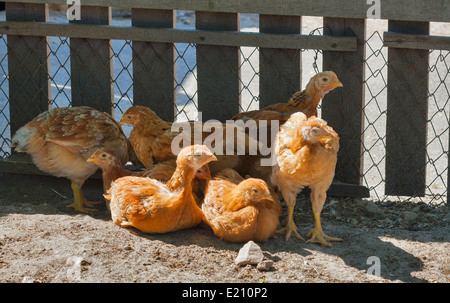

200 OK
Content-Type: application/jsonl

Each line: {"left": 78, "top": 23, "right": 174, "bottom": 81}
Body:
{"left": 87, "top": 148, "right": 211, "bottom": 206}
{"left": 104, "top": 145, "right": 217, "bottom": 234}
{"left": 272, "top": 112, "right": 340, "bottom": 246}
{"left": 119, "top": 106, "right": 261, "bottom": 176}
{"left": 231, "top": 71, "right": 342, "bottom": 123}
{"left": 10, "top": 106, "right": 130, "bottom": 213}
{"left": 202, "top": 168, "right": 281, "bottom": 243}
{"left": 231, "top": 71, "right": 342, "bottom": 184}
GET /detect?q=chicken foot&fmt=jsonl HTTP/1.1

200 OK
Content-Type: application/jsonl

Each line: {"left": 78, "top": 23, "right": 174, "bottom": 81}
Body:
{"left": 307, "top": 190, "right": 342, "bottom": 246}
{"left": 277, "top": 204, "right": 304, "bottom": 241}
{"left": 68, "top": 182, "right": 101, "bottom": 213}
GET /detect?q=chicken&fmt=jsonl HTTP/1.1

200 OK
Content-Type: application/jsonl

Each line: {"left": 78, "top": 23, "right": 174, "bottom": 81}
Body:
{"left": 87, "top": 148, "right": 211, "bottom": 206}
{"left": 230, "top": 71, "right": 342, "bottom": 184}
{"left": 231, "top": 71, "right": 343, "bottom": 123}
{"left": 272, "top": 112, "right": 340, "bottom": 246}
{"left": 119, "top": 106, "right": 261, "bottom": 176}
{"left": 202, "top": 168, "right": 281, "bottom": 243}
{"left": 10, "top": 106, "right": 130, "bottom": 213}
{"left": 104, "top": 145, "right": 217, "bottom": 234}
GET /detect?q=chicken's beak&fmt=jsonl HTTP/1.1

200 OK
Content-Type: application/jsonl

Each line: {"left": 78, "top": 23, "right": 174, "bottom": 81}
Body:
{"left": 255, "top": 190, "right": 273, "bottom": 202}
{"left": 87, "top": 156, "right": 100, "bottom": 164}
{"left": 331, "top": 81, "right": 343, "bottom": 88}
{"left": 317, "top": 128, "right": 334, "bottom": 140}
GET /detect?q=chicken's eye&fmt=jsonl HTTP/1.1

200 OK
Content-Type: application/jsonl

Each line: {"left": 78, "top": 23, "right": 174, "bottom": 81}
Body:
{"left": 322, "top": 77, "right": 328, "bottom": 82}
{"left": 252, "top": 189, "right": 258, "bottom": 193}
{"left": 127, "top": 115, "right": 132, "bottom": 119}
{"left": 101, "top": 153, "right": 107, "bottom": 158}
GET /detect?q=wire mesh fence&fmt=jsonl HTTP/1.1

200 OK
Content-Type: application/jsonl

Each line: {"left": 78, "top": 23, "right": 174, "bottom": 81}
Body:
{"left": 0, "top": 10, "right": 448, "bottom": 205}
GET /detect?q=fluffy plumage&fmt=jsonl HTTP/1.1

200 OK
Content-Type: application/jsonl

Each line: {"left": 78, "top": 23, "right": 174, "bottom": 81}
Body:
{"left": 10, "top": 106, "right": 130, "bottom": 213}
{"left": 88, "top": 148, "right": 211, "bottom": 207}
{"left": 120, "top": 106, "right": 261, "bottom": 176}
{"left": 231, "top": 71, "right": 342, "bottom": 184}
{"left": 231, "top": 71, "right": 342, "bottom": 122}
{"left": 202, "top": 169, "right": 281, "bottom": 243}
{"left": 272, "top": 112, "right": 341, "bottom": 246}
{"left": 105, "top": 145, "right": 217, "bottom": 234}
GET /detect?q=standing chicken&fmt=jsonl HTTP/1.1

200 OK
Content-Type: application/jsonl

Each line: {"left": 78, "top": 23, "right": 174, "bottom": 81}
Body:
{"left": 10, "top": 106, "right": 130, "bottom": 213}
{"left": 231, "top": 71, "right": 342, "bottom": 184}
{"left": 272, "top": 112, "right": 340, "bottom": 246}
{"left": 202, "top": 168, "right": 281, "bottom": 243}
{"left": 104, "top": 145, "right": 217, "bottom": 234}
{"left": 119, "top": 105, "right": 260, "bottom": 175}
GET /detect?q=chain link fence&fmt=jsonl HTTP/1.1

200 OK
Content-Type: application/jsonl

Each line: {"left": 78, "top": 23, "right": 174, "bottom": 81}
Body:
{"left": 0, "top": 11, "right": 448, "bottom": 205}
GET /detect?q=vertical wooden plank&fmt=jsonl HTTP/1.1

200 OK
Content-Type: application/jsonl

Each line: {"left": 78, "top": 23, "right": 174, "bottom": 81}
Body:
{"left": 6, "top": 3, "right": 50, "bottom": 135}
{"left": 259, "top": 15, "right": 301, "bottom": 108}
{"left": 132, "top": 9, "right": 176, "bottom": 122}
{"left": 196, "top": 12, "right": 240, "bottom": 122}
{"left": 385, "top": 21, "right": 429, "bottom": 196}
{"left": 322, "top": 18, "right": 366, "bottom": 185}
{"left": 69, "top": 6, "right": 113, "bottom": 115}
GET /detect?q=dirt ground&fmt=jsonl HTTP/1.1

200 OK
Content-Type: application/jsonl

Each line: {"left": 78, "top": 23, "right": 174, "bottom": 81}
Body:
{"left": 0, "top": 173, "right": 449, "bottom": 284}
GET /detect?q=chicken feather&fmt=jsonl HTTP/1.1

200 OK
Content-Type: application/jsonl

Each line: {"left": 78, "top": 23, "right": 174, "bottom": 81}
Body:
{"left": 272, "top": 112, "right": 340, "bottom": 246}
{"left": 10, "top": 106, "right": 131, "bottom": 213}
{"left": 105, "top": 145, "right": 217, "bottom": 234}
{"left": 120, "top": 105, "right": 262, "bottom": 176}
{"left": 202, "top": 169, "right": 281, "bottom": 243}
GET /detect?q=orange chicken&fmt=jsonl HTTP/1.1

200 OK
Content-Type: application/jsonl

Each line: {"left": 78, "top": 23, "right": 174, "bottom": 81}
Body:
{"left": 104, "top": 145, "right": 217, "bottom": 234}
{"left": 119, "top": 106, "right": 261, "bottom": 176}
{"left": 202, "top": 169, "right": 281, "bottom": 243}
{"left": 10, "top": 106, "right": 130, "bottom": 213}
{"left": 272, "top": 112, "right": 340, "bottom": 246}
{"left": 230, "top": 71, "right": 342, "bottom": 184}
{"left": 87, "top": 148, "right": 211, "bottom": 207}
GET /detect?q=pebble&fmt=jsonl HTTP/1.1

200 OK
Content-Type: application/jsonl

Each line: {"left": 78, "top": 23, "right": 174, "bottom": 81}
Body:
{"left": 401, "top": 211, "right": 418, "bottom": 224}
{"left": 257, "top": 259, "right": 274, "bottom": 271}
{"left": 363, "top": 201, "right": 385, "bottom": 218}
{"left": 235, "top": 241, "right": 264, "bottom": 266}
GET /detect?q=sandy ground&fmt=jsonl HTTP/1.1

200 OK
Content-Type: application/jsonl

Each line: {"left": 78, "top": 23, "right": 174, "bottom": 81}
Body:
{"left": 0, "top": 173, "right": 448, "bottom": 283}
{"left": 0, "top": 9, "right": 449, "bottom": 285}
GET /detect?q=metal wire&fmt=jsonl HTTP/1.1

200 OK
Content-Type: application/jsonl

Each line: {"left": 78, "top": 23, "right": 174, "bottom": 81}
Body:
{"left": 0, "top": 25, "right": 448, "bottom": 205}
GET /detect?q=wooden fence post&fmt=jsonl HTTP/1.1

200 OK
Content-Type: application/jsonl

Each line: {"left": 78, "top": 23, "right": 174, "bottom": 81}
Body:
{"left": 385, "top": 21, "right": 429, "bottom": 196}
{"left": 69, "top": 6, "right": 113, "bottom": 115}
{"left": 132, "top": 9, "right": 176, "bottom": 121}
{"left": 6, "top": 3, "right": 50, "bottom": 135}
{"left": 322, "top": 18, "right": 366, "bottom": 185}
{"left": 196, "top": 12, "right": 240, "bottom": 122}
{"left": 259, "top": 15, "right": 301, "bottom": 108}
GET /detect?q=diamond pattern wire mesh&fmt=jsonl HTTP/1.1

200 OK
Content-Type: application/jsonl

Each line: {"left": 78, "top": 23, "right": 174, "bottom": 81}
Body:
{"left": 0, "top": 13, "right": 448, "bottom": 205}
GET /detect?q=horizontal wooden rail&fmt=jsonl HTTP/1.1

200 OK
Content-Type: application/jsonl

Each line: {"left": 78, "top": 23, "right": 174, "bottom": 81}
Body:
{"left": 384, "top": 32, "right": 450, "bottom": 51}
{"left": 0, "top": 21, "right": 357, "bottom": 51}
{"left": 2, "top": 0, "right": 450, "bottom": 23}
{"left": 0, "top": 154, "right": 370, "bottom": 198}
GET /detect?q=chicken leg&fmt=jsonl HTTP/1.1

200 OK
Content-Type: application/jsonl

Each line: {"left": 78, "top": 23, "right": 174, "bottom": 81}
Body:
{"left": 276, "top": 194, "right": 304, "bottom": 241}
{"left": 67, "top": 182, "right": 101, "bottom": 213}
{"left": 306, "top": 189, "right": 342, "bottom": 247}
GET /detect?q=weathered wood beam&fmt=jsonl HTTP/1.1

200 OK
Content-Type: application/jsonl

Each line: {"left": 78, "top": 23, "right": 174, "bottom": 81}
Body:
{"left": 2, "top": 0, "right": 449, "bottom": 23}
{"left": 0, "top": 21, "right": 358, "bottom": 51}
{"left": 384, "top": 32, "right": 450, "bottom": 51}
